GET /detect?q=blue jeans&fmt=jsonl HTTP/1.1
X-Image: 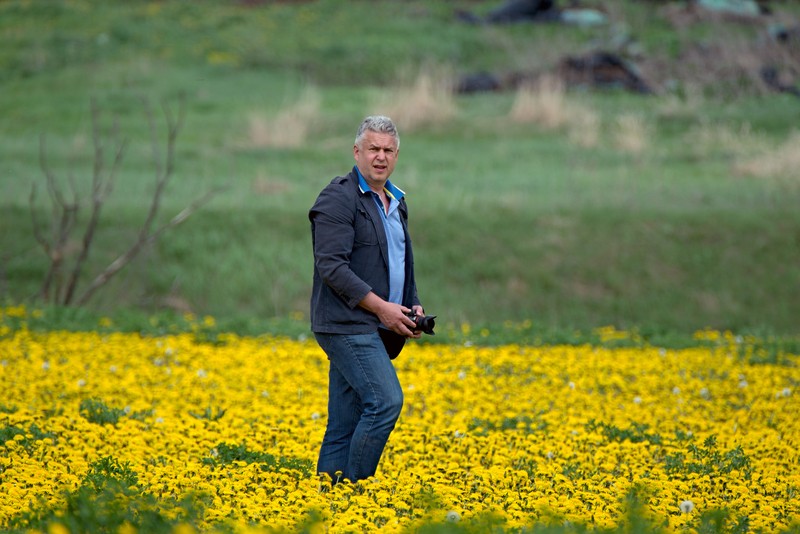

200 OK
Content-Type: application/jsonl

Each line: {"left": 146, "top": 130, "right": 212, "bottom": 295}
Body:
{"left": 314, "top": 331, "right": 404, "bottom": 482}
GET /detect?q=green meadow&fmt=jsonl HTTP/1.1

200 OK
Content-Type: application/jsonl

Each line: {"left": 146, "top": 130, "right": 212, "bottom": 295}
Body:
{"left": 1, "top": 0, "right": 799, "bottom": 343}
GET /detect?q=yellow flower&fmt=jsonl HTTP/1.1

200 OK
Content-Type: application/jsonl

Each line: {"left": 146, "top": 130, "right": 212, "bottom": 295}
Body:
{"left": 1, "top": 314, "right": 798, "bottom": 532}
{"left": 172, "top": 523, "right": 195, "bottom": 534}
{"left": 47, "top": 523, "right": 70, "bottom": 534}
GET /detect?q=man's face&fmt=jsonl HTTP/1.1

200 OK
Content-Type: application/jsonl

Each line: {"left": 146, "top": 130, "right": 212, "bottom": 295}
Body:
{"left": 354, "top": 131, "right": 399, "bottom": 188}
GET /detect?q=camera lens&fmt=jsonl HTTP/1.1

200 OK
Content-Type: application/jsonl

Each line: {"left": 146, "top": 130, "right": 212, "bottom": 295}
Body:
{"left": 416, "top": 315, "right": 436, "bottom": 335}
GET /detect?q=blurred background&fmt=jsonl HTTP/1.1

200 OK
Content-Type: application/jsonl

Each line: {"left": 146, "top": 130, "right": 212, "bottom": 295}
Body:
{"left": 1, "top": 0, "right": 798, "bottom": 340}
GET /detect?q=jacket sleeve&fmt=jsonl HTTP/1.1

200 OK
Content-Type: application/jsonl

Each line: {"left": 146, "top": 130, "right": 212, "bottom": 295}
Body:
{"left": 309, "top": 183, "right": 373, "bottom": 309}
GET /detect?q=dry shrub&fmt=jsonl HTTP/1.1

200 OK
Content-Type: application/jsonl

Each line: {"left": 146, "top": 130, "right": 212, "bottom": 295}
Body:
{"left": 372, "top": 64, "right": 457, "bottom": 132}
{"left": 684, "top": 122, "right": 800, "bottom": 186}
{"left": 567, "top": 107, "right": 601, "bottom": 148}
{"left": 734, "top": 130, "right": 800, "bottom": 181}
{"left": 509, "top": 74, "right": 567, "bottom": 128}
{"left": 685, "top": 121, "right": 766, "bottom": 159}
{"left": 509, "top": 74, "right": 601, "bottom": 147}
{"left": 245, "top": 86, "right": 321, "bottom": 149}
{"left": 613, "top": 114, "right": 651, "bottom": 155}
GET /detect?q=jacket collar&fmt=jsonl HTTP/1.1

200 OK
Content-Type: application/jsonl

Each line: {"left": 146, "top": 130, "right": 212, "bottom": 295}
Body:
{"left": 354, "top": 166, "right": 405, "bottom": 201}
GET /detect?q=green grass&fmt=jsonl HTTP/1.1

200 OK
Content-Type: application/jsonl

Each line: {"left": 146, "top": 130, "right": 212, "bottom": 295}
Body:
{"left": 2, "top": 0, "right": 799, "bottom": 340}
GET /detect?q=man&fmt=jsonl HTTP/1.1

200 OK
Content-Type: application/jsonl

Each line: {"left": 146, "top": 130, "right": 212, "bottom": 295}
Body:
{"left": 309, "top": 115, "right": 424, "bottom": 483}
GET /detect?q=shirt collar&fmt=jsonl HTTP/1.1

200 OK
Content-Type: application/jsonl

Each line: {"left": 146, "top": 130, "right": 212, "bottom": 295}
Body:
{"left": 355, "top": 166, "right": 405, "bottom": 200}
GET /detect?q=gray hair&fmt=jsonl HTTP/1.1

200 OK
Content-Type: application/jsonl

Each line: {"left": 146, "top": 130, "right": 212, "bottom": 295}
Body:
{"left": 355, "top": 115, "right": 400, "bottom": 149}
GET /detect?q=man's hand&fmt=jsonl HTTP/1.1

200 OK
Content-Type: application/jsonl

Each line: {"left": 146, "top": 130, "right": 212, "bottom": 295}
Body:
{"left": 359, "top": 292, "right": 421, "bottom": 338}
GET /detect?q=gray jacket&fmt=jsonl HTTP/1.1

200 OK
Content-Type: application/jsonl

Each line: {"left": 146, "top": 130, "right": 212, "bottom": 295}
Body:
{"left": 309, "top": 168, "right": 420, "bottom": 334}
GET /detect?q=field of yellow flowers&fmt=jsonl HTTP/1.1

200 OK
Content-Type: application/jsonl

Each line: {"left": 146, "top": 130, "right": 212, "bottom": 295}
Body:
{"left": 1, "top": 307, "right": 799, "bottom": 533}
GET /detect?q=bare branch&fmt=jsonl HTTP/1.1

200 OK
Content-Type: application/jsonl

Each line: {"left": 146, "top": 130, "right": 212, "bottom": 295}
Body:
{"left": 63, "top": 103, "right": 128, "bottom": 305}
{"left": 33, "top": 94, "right": 220, "bottom": 308}
{"left": 74, "top": 94, "right": 219, "bottom": 306}
{"left": 139, "top": 95, "right": 185, "bottom": 242}
{"left": 75, "top": 185, "right": 226, "bottom": 306}
{"left": 143, "top": 98, "right": 163, "bottom": 180}
{"left": 40, "top": 134, "right": 64, "bottom": 209}
{"left": 30, "top": 179, "right": 55, "bottom": 302}
{"left": 162, "top": 93, "right": 186, "bottom": 180}
{"left": 36, "top": 133, "right": 79, "bottom": 302}
{"left": 29, "top": 181, "right": 56, "bottom": 300}
{"left": 162, "top": 186, "right": 226, "bottom": 229}
{"left": 29, "top": 182, "right": 50, "bottom": 254}
{"left": 91, "top": 98, "right": 105, "bottom": 200}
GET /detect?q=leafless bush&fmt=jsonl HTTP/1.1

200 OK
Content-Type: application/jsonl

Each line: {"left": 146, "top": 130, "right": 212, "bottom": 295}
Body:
{"left": 567, "top": 108, "right": 601, "bottom": 148}
{"left": 508, "top": 75, "right": 601, "bottom": 147}
{"left": 245, "top": 86, "right": 321, "bottom": 149}
{"left": 31, "top": 96, "right": 224, "bottom": 306}
{"left": 684, "top": 121, "right": 767, "bottom": 160}
{"left": 613, "top": 113, "right": 651, "bottom": 155}
{"left": 509, "top": 74, "right": 568, "bottom": 128}
{"left": 372, "top": 64, "right": 458, "bottom": 132}
{"left": 734, "top": 130, "right": 800, "bottom": 182}
{"left": 682, "top": 121, "right": 799, "bottom": 188}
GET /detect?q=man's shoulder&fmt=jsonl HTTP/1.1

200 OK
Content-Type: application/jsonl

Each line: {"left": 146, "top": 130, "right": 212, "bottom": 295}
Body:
{"left": 310, "top": 170, "right": 359, "bottom": 216}
{"left": 329, "top": 174, "right": 354, "bottom": 186}
{"left": 326, "top": 171, "right": 358, "bottom": 190}
{"left": 320, "top": 171, "right": 359, "bottom": 197}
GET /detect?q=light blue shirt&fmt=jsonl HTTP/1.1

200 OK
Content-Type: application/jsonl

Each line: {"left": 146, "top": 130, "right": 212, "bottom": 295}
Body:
{"left": 356, "top": 168, "right": 406, "bottom": 305}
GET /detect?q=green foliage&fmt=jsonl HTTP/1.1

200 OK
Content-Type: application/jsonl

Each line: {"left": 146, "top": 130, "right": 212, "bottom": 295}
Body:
{"left": 468, "top": 414, "right": 549, "bottom": 435}
{"left": 79, "top": 398, "right": 126, "bottom": 425}
{"left": 663, "top": 435, "right": 753, "bottom": 479}
{"left": 586, "top": 421, "right": 664, "bottom": 446}
{"left": 79, "top": 397, "right": 152, "bottom": 425}
{"left": 188, "top": 405, "right": 227, "bottom": 421}
{"left": 202, "top": 442, "right": 314, "bottom": 477}
{"left": 697, "top": 509, "right": 750, "bottom": 534}
{"left": 0, "top": 423, "right": 57, "bottom": 451}
{"left": 734, "top": 335, "right": 800, "bottom": 365}
{"left": 411, "top": 484, "right": 445, "bottom": 515}
{"left": 83, "top": 455, "right": 139, "bottom": 491}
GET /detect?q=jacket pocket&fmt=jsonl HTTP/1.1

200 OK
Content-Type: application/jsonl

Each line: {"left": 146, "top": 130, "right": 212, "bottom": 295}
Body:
{"left": 354, "top": 207, "right": 378, "bottom": 246}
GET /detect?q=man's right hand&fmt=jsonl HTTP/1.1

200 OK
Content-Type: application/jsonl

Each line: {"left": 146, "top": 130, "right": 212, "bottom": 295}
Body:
{"left": 359, "top": 292, "right": 420, "bottom": 338}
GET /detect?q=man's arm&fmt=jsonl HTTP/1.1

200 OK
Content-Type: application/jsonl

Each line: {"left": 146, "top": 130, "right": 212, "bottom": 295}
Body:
{"left": 310, "top": 186, "right": 373, "bottom": 309}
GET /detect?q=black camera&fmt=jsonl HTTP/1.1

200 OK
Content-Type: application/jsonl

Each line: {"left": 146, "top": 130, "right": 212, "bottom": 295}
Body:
{"left": 405, "top": 311, "right": 437, "bottom": 335}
